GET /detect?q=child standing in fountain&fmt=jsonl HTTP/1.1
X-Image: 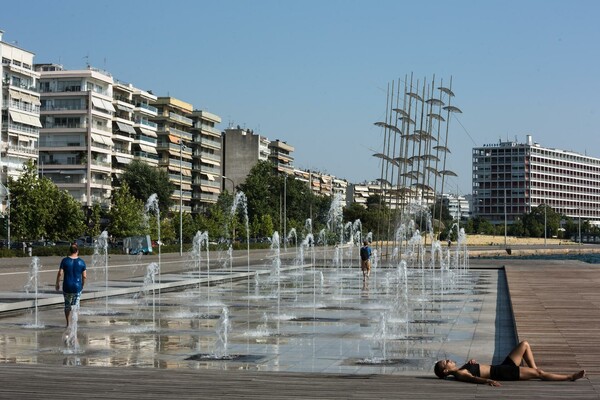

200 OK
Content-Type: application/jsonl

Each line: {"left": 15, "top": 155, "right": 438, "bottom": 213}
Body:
{"left": 55, "top": 243, "right": 87, "bottom": 328}
{"left": 360, "top": 240, "right": 372, "bottom": 280}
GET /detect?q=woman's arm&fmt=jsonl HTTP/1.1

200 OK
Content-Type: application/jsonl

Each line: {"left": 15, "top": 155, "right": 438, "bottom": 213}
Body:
{"left": 454, "top": 370, "right": 501, "bottom": 387}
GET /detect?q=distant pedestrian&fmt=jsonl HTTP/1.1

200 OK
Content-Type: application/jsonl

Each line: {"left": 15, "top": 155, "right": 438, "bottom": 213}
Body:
{"left": 55, "top": 243, "right": 87, "bottom": 328}
{"left": 447, "top": 239, "right": 452, "bottom": 248}
{"left": 360, "top": 240, "right": 372, "bottom": 279}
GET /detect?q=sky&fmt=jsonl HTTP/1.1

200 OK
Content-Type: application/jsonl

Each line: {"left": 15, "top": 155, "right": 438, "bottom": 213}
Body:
{"left": 2, "top": 0, "right": 599, "bottom": 196}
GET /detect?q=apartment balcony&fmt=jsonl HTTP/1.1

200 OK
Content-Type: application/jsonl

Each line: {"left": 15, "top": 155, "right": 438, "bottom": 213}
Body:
{"left": 5, "top": 123, "right": 39, "bottom": 136}
{"left": 195, "top": 165, "right": 220, "bottom": 176}
{"left": 196, "top": 136, "right": 221, "bottom": 150}
{"left": 164, "top": 126, "right": 193, "bottom": 141}
{"left": 168, "top": 112, "right": 193, "bottom": 126}
{"left": 134, "top": 103, "right": 158, "bottom": 117}
{"left": 133, "top": 118, "right": 158, "bottom": 129}
{"left": 193, "top": 149, "right": 220, "bottom": 161}
{"left": 133, "top": 152, "right": 159, "bottom": 162}
{"left": 3, "top": 101, "right": 40, "bottom": 114}
{"left": 168, "top": 173, "right": 192, "bottom": 184}
{"left": 194, "top": 192, "right": 219, "bottom": 203}
{"left": 163, "top": 158, "right": 192, "bottom": 169}
{"left": 194, "top": 123, "right": 221, "bottom": 136}
{"left": 6, "top": 144, "right": 38, "bottom": 156}
{"left": 2, "top": 79, "right": 38, "bottom": 93}
{"left": 193, "top": 178, "right": 221, "bottom": 189}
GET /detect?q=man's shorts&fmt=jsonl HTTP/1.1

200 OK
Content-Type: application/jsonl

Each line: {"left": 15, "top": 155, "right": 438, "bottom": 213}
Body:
{"left": 63, "top": 292, "right": 81, "bottom": 311}
{"left": 361, "top": 259, "right": 371, "bottom": 272}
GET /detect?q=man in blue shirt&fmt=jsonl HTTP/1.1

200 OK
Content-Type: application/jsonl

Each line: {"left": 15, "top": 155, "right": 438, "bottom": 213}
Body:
{"left": 55, "top": 243, "right": 87, "bottom": 327}
{"left": 360, "top": 240, "right": 372, "bottom": 280}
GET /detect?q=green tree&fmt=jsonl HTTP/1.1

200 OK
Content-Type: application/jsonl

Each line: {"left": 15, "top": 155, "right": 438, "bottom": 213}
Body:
{"left": 259, "top": 214, "right": 274, "bottom": 238}
{"left": 119, "top": 160, "right": 175, "bottom": 212}
{"left": 88, "top": 203, "right": 102, "bottom": 237}
{"left": 9, "top": 160, "right": 85, "bottom": 240}
{"left": 108, "top": 182, "right": 145, "bottom": 238}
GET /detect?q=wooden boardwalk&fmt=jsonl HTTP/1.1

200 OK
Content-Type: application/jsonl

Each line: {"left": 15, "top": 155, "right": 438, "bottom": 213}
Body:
{"left": 1, "top": 260, "right": 599, "bottom": 399}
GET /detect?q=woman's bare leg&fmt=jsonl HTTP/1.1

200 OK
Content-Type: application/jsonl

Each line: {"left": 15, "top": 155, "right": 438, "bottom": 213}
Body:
{"left": 507, "top": 340, "right": 537, "bottom": 369}
{"left": 519, "top": 367, "right": 586, "bottom": 381}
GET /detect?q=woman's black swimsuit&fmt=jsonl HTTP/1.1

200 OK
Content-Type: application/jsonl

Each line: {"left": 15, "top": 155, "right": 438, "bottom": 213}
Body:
{"left": 460, "top": 357, "right": 520, "bottom": 381}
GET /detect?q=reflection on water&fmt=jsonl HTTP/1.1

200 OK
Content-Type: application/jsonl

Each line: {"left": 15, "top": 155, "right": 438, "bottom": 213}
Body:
{"left": 0, "top": 267, "right": 500, "bottom": 374}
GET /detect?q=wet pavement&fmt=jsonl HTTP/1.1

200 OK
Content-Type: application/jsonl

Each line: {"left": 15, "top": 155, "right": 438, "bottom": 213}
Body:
{"left": 0, "top": 253, "right": 514, "bottom": 376}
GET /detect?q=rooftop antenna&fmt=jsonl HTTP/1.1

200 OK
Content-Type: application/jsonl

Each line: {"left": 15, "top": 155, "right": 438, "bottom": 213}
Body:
{"left": 83, "top": 54, "right": 90, "bottom": 68}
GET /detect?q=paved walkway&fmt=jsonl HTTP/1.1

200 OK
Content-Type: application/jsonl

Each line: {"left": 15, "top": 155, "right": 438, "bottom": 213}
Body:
{"left": 0, "top": 258, "right": 599, "bottom": 398}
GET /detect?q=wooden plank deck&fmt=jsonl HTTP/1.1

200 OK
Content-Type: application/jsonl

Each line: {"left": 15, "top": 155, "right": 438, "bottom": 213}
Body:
{"left": 1, "top": 261, "right": 599, "bottom": 399}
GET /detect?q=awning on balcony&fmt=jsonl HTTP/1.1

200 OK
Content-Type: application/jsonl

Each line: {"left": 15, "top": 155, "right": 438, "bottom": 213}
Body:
{"left": 168, "top": 134, "right": 180, "bottom": 144}
{"left": 29, "top": 95, "right": 41, "bottom": 106}
{"left": 115, "top": 122, "right": 136, "bottom": 134}
{"left": 201, "top": 186, "right": 220, "bottom": 194}
{"left": 180, "top": 183, "right": 192, "bottom": 191}
{"left": 101, "top": 99, "right": 115, "bottom": 112}
{"left": 205, "top": 173, "right": 216, "bottom": 181}
{"left": 200, "top": 157, "right": 219, "bottom": 166}
{"left": 136, "top": 127, "right": 157, "bottom": 138}
{"left": 182, "top": 169, "right": 191, "bottom": 177}
{"left": 115, "top": 156, "right": 132, "bottom": 164}
{"left": 138, "top": 144, "right": 157, "bottom": 154}
{"left": 9, "top": 89, "right": 23, "bottom": 101}
{"left": 91, "top": 97, "right": 115, "bottom": 112}
{"left": 91, "top": 97, "right": 105, "bottom": 110}
{"left": 115, "top": 103, "right": 133, "bottom": 112}
{"left": 91, "top": 134, "right": 114, "bottom": 146}
{"left": 9, "top": 110, "right": 42, "bottom": 127}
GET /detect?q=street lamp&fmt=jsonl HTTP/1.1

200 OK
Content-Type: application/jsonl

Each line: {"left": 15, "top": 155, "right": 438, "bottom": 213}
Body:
{"left": 221, "top": 175, "right": 235, "bottom": 194}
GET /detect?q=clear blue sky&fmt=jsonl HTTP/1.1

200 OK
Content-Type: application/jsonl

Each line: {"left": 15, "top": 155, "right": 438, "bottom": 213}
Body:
{"left": 2, "top": 0, "right": 599, "bottom": 196}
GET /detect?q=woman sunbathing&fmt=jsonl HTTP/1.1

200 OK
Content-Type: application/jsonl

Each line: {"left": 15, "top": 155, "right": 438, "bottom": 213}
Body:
{"left": 434, "top": 340, "right": 585, "bottom": 386}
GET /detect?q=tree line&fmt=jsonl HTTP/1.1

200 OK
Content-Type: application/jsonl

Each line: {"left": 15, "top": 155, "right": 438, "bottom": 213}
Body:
{"left": 1, "top": 159, "right": 592, "bottom": 247}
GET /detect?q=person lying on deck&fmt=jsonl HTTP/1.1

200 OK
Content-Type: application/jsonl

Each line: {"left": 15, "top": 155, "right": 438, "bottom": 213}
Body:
{"left": 434, "top": 340, "right": 585, "bottom": 387}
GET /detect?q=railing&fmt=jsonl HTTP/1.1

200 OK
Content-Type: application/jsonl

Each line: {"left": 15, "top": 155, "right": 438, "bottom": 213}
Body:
{"left": 136, "top": 103, "right": 158, "bottom": 113}
{"left": 169, "top": 112, "right": 193, "bottom": 125}
{"left": 195, "top": 124, "right": 221, "bottom": 135}
{"left": 6, "top": 144, "right": 38, "bottom": 155}
{"left": 3, "top": 101, "right": 40, "bottom": 113}
{"left": 134, "top": 118, "right": 158, "bottom": 128}
{"left": 196, "top": 152, "right": 220, "bottom": 163}
{"left": 39, "top": 140, "right": 83, "bottom": 147}
{"left": 91, "top": 124, "right": 112, "bottom": 133}
{"left": 133, "top": 151, "right": 159, "bottom": 161}
{"left": 168, "top": 174, "right": 192, "bottom": 184}
{"left": 43, "top": 122, "right": 86, "bottom": 129}
{"left": 167, "top": 158, "right": 192, "bottom": 169}
{"left": 193, "top": 178, "right": 221, "bottom": 188}
{"left": 7, "top": 123, "right": 39, "bottom": 135}
{"left": 198, "top": 137, "right": 221, "bottom": 149}
{"left": 135, "top": 135, "right": 157, "bottom": 145}
{"left": 167, "top": 127, "right": 193, "bottom": 141}
{"left": 194, "top": 193, "right": 219, "bottom": 202}
{"left": 197, "top": 165, "right": 220, "bottom": 175}
{"left": 90, "top": 159, "right": 111, "bottom": 168}
{"left": 40, "top": 105, "right": 85, "bottom": 112}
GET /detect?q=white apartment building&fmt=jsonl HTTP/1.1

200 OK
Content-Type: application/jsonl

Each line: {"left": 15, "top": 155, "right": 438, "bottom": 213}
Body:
{"left": 0, "top": 31, "right": 41, "bottom": 195}
{"left": 111, "top": 82, "right": 159, "bottom": 182}
{"left": 441, "top": 193, "right": 470, "bottom": 221}
{"left": 37, "top": 64, "right": 114, "bottom": 209}
{"left": 472, "top": 135, "right": 600, "bottom": 225}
